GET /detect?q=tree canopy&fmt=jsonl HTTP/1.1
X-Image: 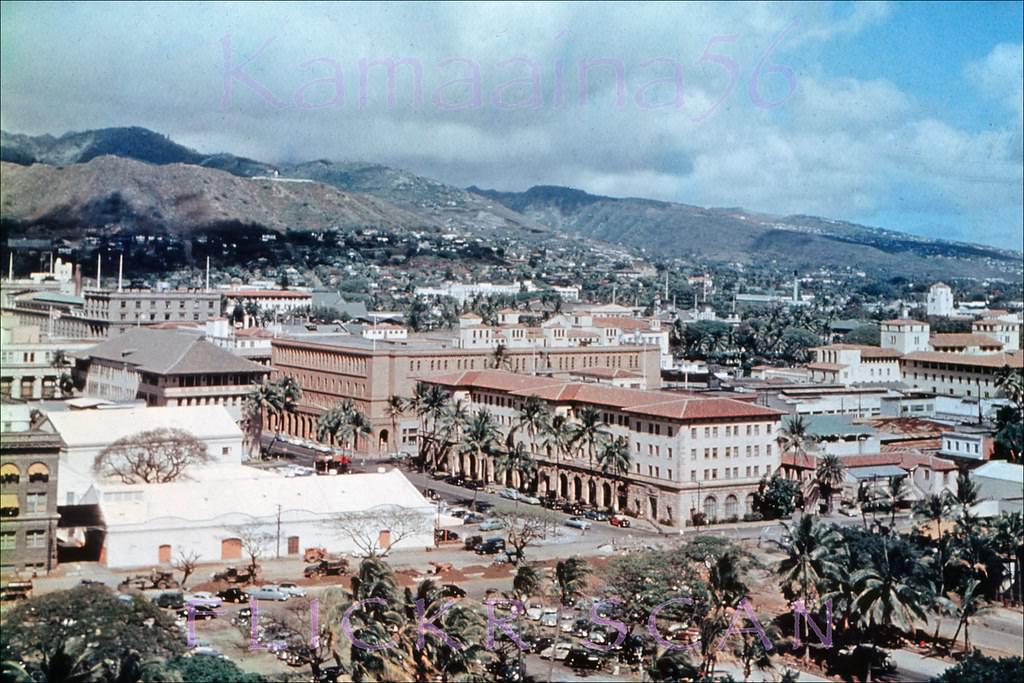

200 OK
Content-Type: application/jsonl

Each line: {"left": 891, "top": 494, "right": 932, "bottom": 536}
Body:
{"left": 93, "top": 427, "right": 210, "bottom": 483}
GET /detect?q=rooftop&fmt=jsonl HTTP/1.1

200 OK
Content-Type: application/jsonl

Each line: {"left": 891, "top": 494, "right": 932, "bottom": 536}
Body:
{"left": 45, "top": 405, "right": 243, "bottom": 449}
{"left": 80, "top": 328, "right": 271, "bottom": 375}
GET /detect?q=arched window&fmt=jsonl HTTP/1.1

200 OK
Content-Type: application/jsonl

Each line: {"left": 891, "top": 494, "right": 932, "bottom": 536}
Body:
{"left": 27, "top": 463, "right": 50, "bottom": 483}
{"left": 724, "top": 495, "right": 738, "bottom": 519}
{"left": 703, "top": 496, "right": 717, "bottom": 521}
{"left": 745, "top": 493, "right": 756, "bottom": 517}
{"left": 0, "top": 463, "right": 20, "bottom": 485}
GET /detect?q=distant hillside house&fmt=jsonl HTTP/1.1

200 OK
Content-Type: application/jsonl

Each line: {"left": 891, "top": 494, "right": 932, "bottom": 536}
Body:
{"left": 76, "top": 329, "right": 269, "bottom": 419}
{"left": 926, "top": 282, "right": 954, "bottom": 317}
{"left": 807, "top": 344, "right": 903, "bottom": 386}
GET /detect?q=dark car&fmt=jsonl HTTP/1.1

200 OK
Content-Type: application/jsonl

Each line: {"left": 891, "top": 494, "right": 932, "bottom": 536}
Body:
{"left": 216, "top": 587, "right": 249, "bottom": 604}
{"left": 583, "top": 509, "right": 610, "bottom": 521}
{"left": 463, "top": 480, "right": 482, "bottom": 491}
{"left": 177, "top": 604, "right": 218, "bottom": 620}
{"left": 485, "top": 660, "right": 524, "bottom": 682}
{"left": 463, "top": 512, "right": 485, "bottom": 524}
{"left": 464, "top": 535, "right": 484, "bottom": 551}
{"left": 445, "top": 475, "right": 466, "bottom": 487}
{"left": 541, "top": 496, "right": 563, "bottom": 510}
{"left": 525, "top": 636, "right": 554, "bottom": 654}
{"left": 828, "top": 645, "right": 897, "bottom": 677}
{"left": 565, "top": 647, "right": 605, "bottom": 671}
{"left": 316, "top": 665, "right": 347, "bottom": 683}
{"left": 153, "top": 591, "right": 185, "bottom": 609}
{"left": 561, "top": 501, "right": 585, "bottom": 515}
{"left": 435, "top": 529, "right": 460, "bottom": 543}
{"left": 439, "top": 584, "right": 467, "bottom": 598}
{"left": 475, "top": 538, "right": 507, "bottom": 555}
{"left": 474, "top": 501, "right": 494, "bottom": 513}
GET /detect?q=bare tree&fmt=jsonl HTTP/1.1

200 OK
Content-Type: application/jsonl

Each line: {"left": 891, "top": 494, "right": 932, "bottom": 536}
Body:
{"left": 93, "top": 428, "right": 211, "bottom": 483}
{"left": 240, "top": 595, "right": 344, "bottom": 680}
{"left": 329, "top": 505, "right": 432, "bottom": 558}
{"left": 173, "top": 550, "right": 201, "bottom": 589}
{"left": 228, "top": 524, "right": 275, "bottom": 580}
{"left": 495, "top": 510, "right": 557, "bottom": 565}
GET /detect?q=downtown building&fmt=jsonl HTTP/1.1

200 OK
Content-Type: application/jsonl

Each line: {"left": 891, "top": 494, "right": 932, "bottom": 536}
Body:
{"left": 420, "top": 369, "right": 784, "bottom": 528}
{"left": 268, "top": 334, "right": 663, "bottom": 454}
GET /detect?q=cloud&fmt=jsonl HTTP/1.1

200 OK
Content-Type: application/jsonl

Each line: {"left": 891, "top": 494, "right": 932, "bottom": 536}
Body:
{"left": 0, "top": 1, "right": 1020, "bottom": 250}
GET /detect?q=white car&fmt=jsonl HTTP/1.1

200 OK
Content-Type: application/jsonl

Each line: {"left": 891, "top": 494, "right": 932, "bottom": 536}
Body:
{"left": 560, "top": 615, "right": 576, "bottom": 633}
{"left": 246, "top": 585, "right": 290, "bottom": 601}
{"left": 498, "top": 488, "right": 520, "bottom": 501}
{"left": 519, "top": 495, "right": 542, "bottom": 505}
{"left": 538, "top": 643, "right": 571, "bottom": 660}
{"left": 187, "top": 592, "right": 222, "bottom": 607}
{"left": 540, "top": 608, "right": 559, "bottom": 628}
{"left": 277, "top": 582, "right": 307, "bottom": 597}
{"left": 525, "top": 606, "right": 543, "bottom": 621}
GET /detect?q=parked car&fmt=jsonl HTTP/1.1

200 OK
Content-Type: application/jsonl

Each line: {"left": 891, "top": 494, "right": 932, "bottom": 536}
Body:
{"left": 498, "top": 488, "right": 520, "bottom": 500}
{"left": 435, "top": 529, "right": 460, "bottom": 543}
{"left": 538, "top": 642, "right": 572, "bottom": 660}
{"left": 565, "top": 647, "right": 605, "bottom": 671}
{"left": 541, "top": 496, "right": 562, "bottom": 509}
{"left": 304, "top": 559, "right": 349, "bottom": 578}
{"left": 462, "top": 480, "right": 482, "bottom": 491}
{"left": 565, "top": 517, "right": 592, "bottom": 530}
{"left": 464, "top": 535, "right": 484, "bottom": 551}
{"left": 278, "top": 582, "right": 307, "bottom": 597}
{"left": 609, "top": 514, "right": 631, "bottom": 527}
{"left": 518, "top": 494, "right": 541, "bottom": 505}
{"left": 475, "top": 538, "right": 507, "bottom": 555}
{"left": 527, "top": 636, "right": 554, "bottom": 654}
{"left": 187, "top": 591, "right": 222, "bottom": 607}
{"left": 525, "top": 606, "right": 543, "bottom": 621}
{"left": 153, "top": 591, "right": 184, "bottom": 609}
{"left": 473, "top": 501, "right": 495, "bottom": 513}
{"left": 445, "top": 475, "right": 466, "bottom": 487}
{"left": 479, "top": 518, "right": 505, "bottom": 532}
{"left": 540, "top": 608, "right": 559, "bottom": 628}
{"left": 492, "top": 550, "right": 521, "bottom": 564}
{"left": 828, "top": 645, "right": 897, "bottom": 677}
{"left": 583, "top": 509, "right": 610, "bottom": 521}
{"left": 561, "top": 502, "right": 585, "bottom": 515}
{"left": 463, "top": 512, "right": 485, "bottom": 524}
{"left": 246, "top": 586, "right": 290, "bottom": 601}
{"left": 216, "top": 587, "right": 249, "bottom": 604}
{"left": 177, "top": 603, "right": 218, "bottom": 620}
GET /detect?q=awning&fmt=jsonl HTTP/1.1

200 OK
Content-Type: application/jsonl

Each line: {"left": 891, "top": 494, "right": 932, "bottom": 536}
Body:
{"left": 0, "top": 493, "right": 19, "bottom": 509}
{"left": 847, "top": 465, "right": 907, "bottom": 480}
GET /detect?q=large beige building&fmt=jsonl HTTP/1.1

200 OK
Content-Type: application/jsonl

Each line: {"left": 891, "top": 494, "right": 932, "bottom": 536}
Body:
{"left": 900, "top": 350, "right": 1023, "bottom": 399}
{"left": 269, "top": 335, "right": 662, "bottom": 453}
{"left": 420, "top": 370, "right": 784, "bottom": 528}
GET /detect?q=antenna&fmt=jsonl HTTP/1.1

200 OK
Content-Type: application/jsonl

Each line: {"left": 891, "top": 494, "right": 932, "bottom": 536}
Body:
{"left": 97, "top": 253, "right": 102, "bottom": 290}
{"left": 205, "top": 256, "right": 210, "bottom": 293}
{"left": 118, "top": 254, "right": 124, "bottom": 292}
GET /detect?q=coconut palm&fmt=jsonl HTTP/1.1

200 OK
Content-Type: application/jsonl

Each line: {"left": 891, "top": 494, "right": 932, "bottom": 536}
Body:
{"left": 542, "top": 414, "right": 574, "bottom": 499}
{"left": 707, "top": 550, "right": 750, "bottom": 613}
{"left": 888, "top": 474, "right": 908, "bottom": 527}
{"left": 548, "top": 558, "right": 589, "bottom": 683}
{"left": 814, "top": 454, "right": 845, "bottom": 514}
{"left": 949, "top": 578, "right": 989, "bottom": 653}
{"left": 516, "top": 395, "right": 550, "bottom": 446}
{"left": 267, "top": 375, "right": 302, "bottom": 454}
{"left": 385, "top": 395, "right": 405, "bottom": 453}
{"left": 243, "top": 379, "right": 284, "bottom": 458}
{"left": 596, "top": 435, "right": 632, "bottom": 512}
{"left": 571, "top": 405, "right": 605, "bottom": 468}
{"left": 914, "top": 492, "right": 954, "bottom": 638}
{"left": 995, "top": 364, "right": 1024, "bottom": 407}
{"left": 853, "top": 539, "right": 929, "bottom": 680}
{"left": 460, "top": 409, "right": 499, "bottom": 487}
{"left": 777, "top": 415, "right": 815, "bottom": 459}
{"left": 990, "top": 512, "right": 1024, "bottom": 604}
{"left": 774, "top": 515, "right": 843, "bottom": 661}
{"left": 512, "top": 563, "right": 544, "bottom": 605}
{"left": 490, "top": 342, "right": 511, "bottom": 370}
{"left": 495, "top": 440, "right": 536, "bottom": 503}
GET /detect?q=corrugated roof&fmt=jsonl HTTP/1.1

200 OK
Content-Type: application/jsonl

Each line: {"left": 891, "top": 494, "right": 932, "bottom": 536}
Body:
{"left": 972, "top": 461, "right": 1024, "bottom": 484}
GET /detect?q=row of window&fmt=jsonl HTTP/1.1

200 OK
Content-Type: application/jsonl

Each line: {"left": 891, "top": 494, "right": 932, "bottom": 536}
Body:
{"left": 691, "top": 465, "right": 768, "bottom": 481}
{"left": 0, "top": 462, "right": 51, "bottom": 484}
{"left": 0, "top": 492, "right": 48, "bottom": 516}
{"left": 0, "top": 529, "right": 47, "bottom": 549}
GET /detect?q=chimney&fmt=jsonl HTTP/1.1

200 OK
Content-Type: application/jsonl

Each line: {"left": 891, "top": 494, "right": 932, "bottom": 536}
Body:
{"left": 74, "top": 264, "right": 82, "bottom": 296}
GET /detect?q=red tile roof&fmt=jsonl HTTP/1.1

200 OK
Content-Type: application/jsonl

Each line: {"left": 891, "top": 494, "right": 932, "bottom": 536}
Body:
{"left": 929, "top": 333, "right": 1002, "bottom": 348}
{"left": 840, "top": 451, "right": 957, "bottom": 472}
{"left": 902, "top": 350, "right": 1023, "bottom": 369}
{"left": 781, "top": 451, "right": 820, "bottom": 470}
{"left": 881, "top": 319, "right": 927, "bottom": 326}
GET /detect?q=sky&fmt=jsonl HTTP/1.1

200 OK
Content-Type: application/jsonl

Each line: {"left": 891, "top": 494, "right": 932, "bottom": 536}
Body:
{"left": 1, "top": 1, "right": 1022, "bottom": 251}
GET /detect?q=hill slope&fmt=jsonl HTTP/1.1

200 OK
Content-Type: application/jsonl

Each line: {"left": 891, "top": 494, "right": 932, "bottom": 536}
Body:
{"left": 470, "top": 185, "right": 1022, "bottom": 277}
{"left": 0, "top": 156, "right": 433, "bottom": 235}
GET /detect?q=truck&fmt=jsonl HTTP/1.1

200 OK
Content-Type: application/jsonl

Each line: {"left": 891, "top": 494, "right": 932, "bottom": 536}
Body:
{"left": 303, "top": 558, "right": 350, "bottom": 578}
{"left": 119, "top": 570, "right": 180, "bottom": 591}
{"left": 211, "top": 566, "right": 256, "bottom": 584}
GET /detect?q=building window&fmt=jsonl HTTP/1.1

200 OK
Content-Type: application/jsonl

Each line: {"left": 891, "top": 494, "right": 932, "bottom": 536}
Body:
{"left": 0, "top": 463, "right": 20, "bottom": 484}
{"left": 26, "top": 530, "right": 46, "bottom": 548}
{"left": 25, "top": 493, "right": 46, "bottom": 514}
{"left": 0, "top": 532, "right": 14, "bottom": 549}
{"left": 27, "top": 463, "right": 49, "bottom": 483}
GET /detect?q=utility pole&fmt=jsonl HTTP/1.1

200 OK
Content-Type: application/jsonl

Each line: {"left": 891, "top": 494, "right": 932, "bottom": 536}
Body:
{"left": 276, "top": 504, "right": 282, "bottom": 558}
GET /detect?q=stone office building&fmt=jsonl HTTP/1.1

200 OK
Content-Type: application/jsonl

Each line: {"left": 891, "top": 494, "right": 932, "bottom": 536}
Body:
{"left": 0, "top": 430, "right": 63, "bottom": 575}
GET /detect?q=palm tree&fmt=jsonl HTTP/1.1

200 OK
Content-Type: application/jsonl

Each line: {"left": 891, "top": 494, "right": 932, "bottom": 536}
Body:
{"left": 542, "top": 414, "right": 574, "bottom": 500}
{"left": 777, "top": 415, "right": 814, "bottom": 459}
{"left": 385, "top": 395, "right": 405, "bottom": 454}
{"left": 952, "top": 472, "right": 979, "bottom": 521}
{"left": 707, "top": 551, "right": 750, "bottom": 613}
{"left": 596, "top": 435, "right": 632, "bottom": 512}
{"left": 571, "top": 406, "right": 605, "bottom": 468}
{"left": 914, "top": 492, "right": 953, "bottom": 638}
{"left": 342, "top": 559, "right": 414, "bottom": 682}
{"left": 460, "top": 409, "right": 499, "bottom": 489}
{"left": 548, "top": 558, "right": 589, "bottom": 683}
{"left": 316, "top": 399, "right": 367, "bottom": 454}
{"left": 244, "top": 380, "right": 284, "bottom": 458}
{"left": 512, "top": 563, "right": 544, "bottom": 605}
{"left": 949, "top": 578, "right": 989, "bottom": 653}
{"left": 267, "top": 375, "right": 302, "bottom": 454}
{"left": 420, "top": 385, "right": 449, "bottom": 471}
{"left": 436, "top": 399, "right": 469, "bottom": 474}
{"left": 49, "top": 349, "right": 75, "bottom": 398}
{"left": 990, "top": 512, "right": 1024, "bottom": 604}
{"left": 888, "top": 474, "right": 908, "bottom": 528}
{"left": 994, "top": 364, "right": 1024, "bottom": 407}
{"left": 490, "top": 342, "right": 510, "bottom": 370}
{"left": 814, "top": 454, "right": 845, "bottom": 514}
{"left": 516, "top": 396, "right": 550, "bottom": 443}
{"left": 773, "top": 515, "right": 843, "bottom": 661}
{"left": 853, "top": 539, "right": 929, "bottom": 681}
{"left": 495, "top": 441, "right": 536, "bottom": 503}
